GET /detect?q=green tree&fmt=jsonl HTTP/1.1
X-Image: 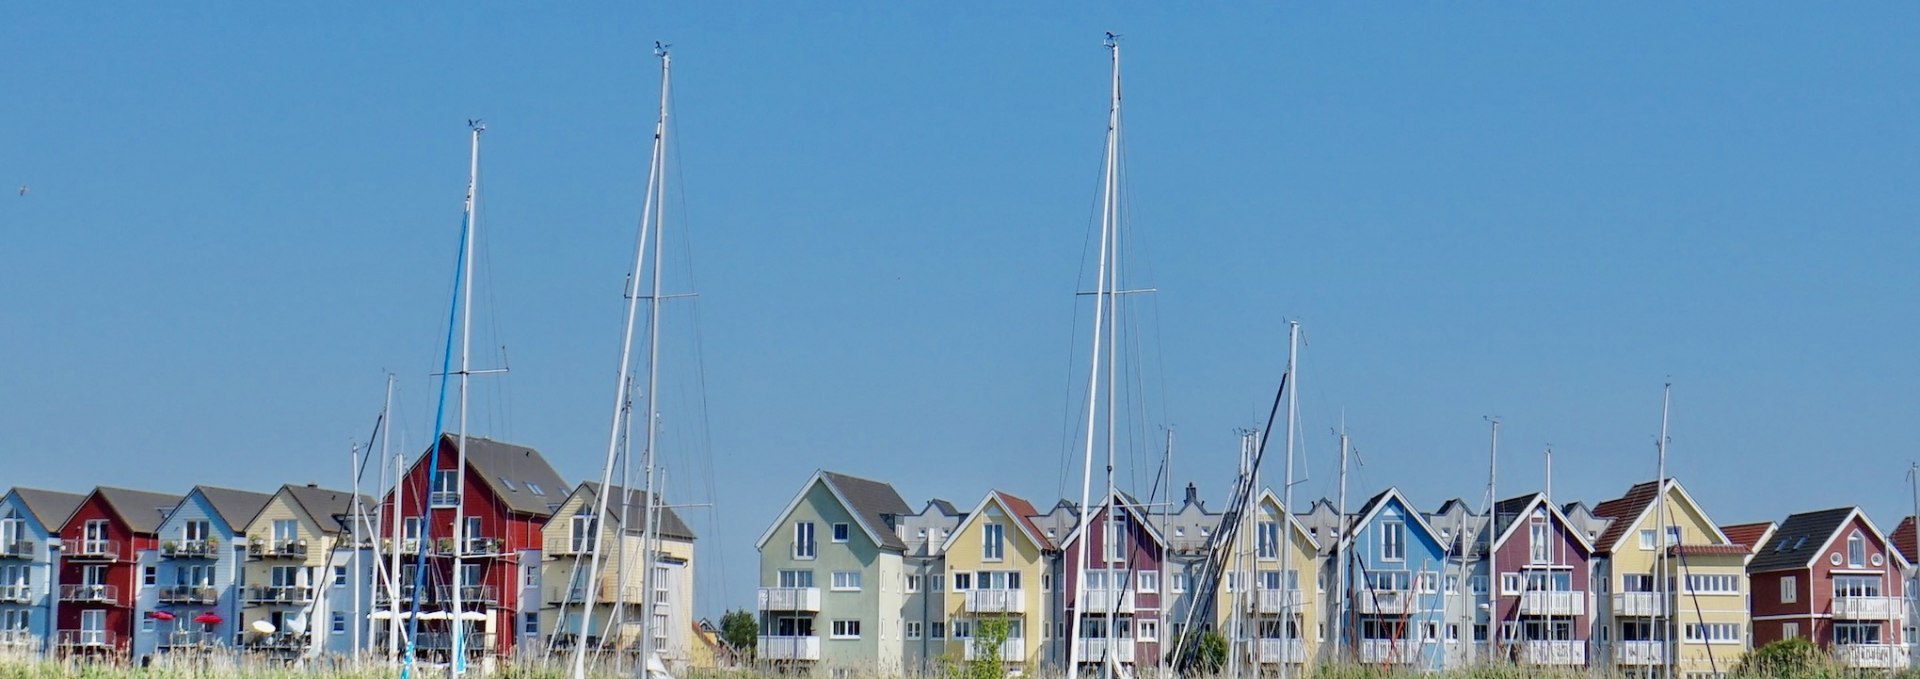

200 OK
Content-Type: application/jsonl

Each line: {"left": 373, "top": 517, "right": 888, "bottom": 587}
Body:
{"left": 946, "top": 618, "right": 1013, "bottom": 679}
{"left": 1736, "top": 637, "right": 1824, "bottom": 677}
{"left": 1167, "top": 628, "right": 1229, "bottom": 675}
{"left": 719, "top": 609, "right": 758, "bottom": 661}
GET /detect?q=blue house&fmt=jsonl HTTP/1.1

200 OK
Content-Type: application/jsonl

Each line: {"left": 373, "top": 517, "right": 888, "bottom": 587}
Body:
{"left": 139, "top": 486, "right": 272, "bottom": 658}
{"left": 1334, "top": 487, "right": 1450, "bottom": 671}
{"left": 0, "top": 488, "right": 87, "bottom": 655}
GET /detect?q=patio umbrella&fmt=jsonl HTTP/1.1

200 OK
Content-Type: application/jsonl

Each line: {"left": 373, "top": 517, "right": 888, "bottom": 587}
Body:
{"left": 456, "top": 611, "right": 487, "bottom": 622}
{"left": 368, "top": 611, "right": 394, "bottom": 620}
{"left": 251, "top": 620, "right": 276, "bottom": 635}
{"left": 194, "top": 612, "right": 222, "bottom": 625}
{"left": 419, "top": 611, "right": 451, "bottom": 621}
{"left": 149, "top": 611, "right": 176, "bottom": 621}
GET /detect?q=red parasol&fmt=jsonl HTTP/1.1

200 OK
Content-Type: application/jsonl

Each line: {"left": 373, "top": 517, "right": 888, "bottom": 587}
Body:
{"left": 194, "top": 612, "right": 222, "bottom": 625}
{"left": 148, "top": 611, "right": 175, "bottom": 621}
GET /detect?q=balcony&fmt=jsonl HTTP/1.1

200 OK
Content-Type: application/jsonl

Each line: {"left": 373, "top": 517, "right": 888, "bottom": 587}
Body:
{"left": 1835, "top": 644, "right": 1911, "bottom": 669}
{"left": 757, "top": 587, "right": 821, "bottom": 612}
{"left": 244, "top": 585, "right": 314, "bottom": 605}
{"left": 1613, "top": 640, "right": 1665, "bottom": 665}
{"left": 1080, "top": 637, "right": 1135, "bottom": 663}
{"left": 61, "top": 540, "right": 119, "bottom": 560}
{"left": 430, "top": 491, "right": 461, "bottom": 508}
{"left": 1353, "top": 589, "right": 1418, "bottom": 615}
{"left": 161, "top": 540, "right": 219, "bottom": 559}
{"left": 550, "top": 582, "right": 643, "bottom": 606}
{"left": 1517, "top": 591, "right": 1585, "bottom": 616}
{"left": 0, "top": 630, "right": 33, "bottom": 647}
{"left": 1083, "top": 588, "right": 1136, "bottom": 614}
{"left": 432, "top": 537, "right": 504, "bottom": 556}
{"left": 1256, "top": 638, "right": 1307, "bottom": 664}
{"left": 0, "top": 540, "right": 34, "bottom": 559}
{"left": 1254, "top": 588, "right": 1303, "bottom": 615}
{"left": 245, "top": 634, "right": 310, "bottom": 653}
{"left": 965, "top": 638, "right": 1024, "bottom": 662}
{"left": 415, "top": 632, "right": 497, "bottom": 654}
{"left": 373, "top": 585, "right": 420, "bottom": 607}
{"left": 0, "top": 585, "right": 31, "bottom": 603}
{"left": 60, "top": 584, "right": 118, "bottom": 605}
{"left": 56, "top": 629, "right": 118, "bottom": 650}
{"left": 1358, "top": 639, "right": 1421, "bottom": 664}
{"left": 436, "top": 584, "right": 499, "bottom": 605}
{"left": 1519, "top": 640, "right": 1585, "bottom": 666}
{"left": 966, "top": 589, "right": 1026, "bottom": 614}
{"left": 246, "top": 540, "right": 308, "bottom": 560}
{"left": 160, "top": 631, "right": 220, "bottom": 648}
{"left": 1612, "top": 592, "right": 1666, "bottom": 617}
{"left": 1833, "top": 596, "right": 1901, "bottom": 620}
{"left": 158, "top": 586, "right": 218, "bottom": 605}
{"left": 759, "top": 635, "right": 821, "bottom": 661}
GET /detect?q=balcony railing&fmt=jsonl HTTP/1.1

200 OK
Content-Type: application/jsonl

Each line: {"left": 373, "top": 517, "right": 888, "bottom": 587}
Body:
{"left": 56, "top": 629, "right": 118, "bottom": 649}
{"left": 373, "top": 585, "right": 420, "bottom": 607}
{"left": 549, "top": 582, "right": 643, "bottom": 605}
{"left": 158, "top": 586, "right": 218, "bottom": 605}
{"left": 1256, "top": 638, "right": 1307, "bottom": 664}
{"left": 246, "top": 540, "right": 308, "bottom": 560}
{"left": 415, "top": 632, "right": 497, "bottom": 654}
{"left": 756, "top": 587, "right": 822, "bottom": 612}
{"left": 757, "top": 635, "right": 821, "bottom": 661}
{"left": 1833, "top": 596, "right": 1901, "bottom": 620}
{"left": 1613, "top": 641, "right": 1665, "bottom": 665}
{"left": 161, "top": 541, "right": 219, "bottom": 559}
{"left": 1080, "top": 637, "right": 1135, "bottom": 663}
{"left": 965, "top": 638, "right": 1024, "bottom": 662}
{"left": 436, "top": 585, "right": 499, "bottom": 605}
{"left": 246, "top": 634, "right": 310, "bottom": 652}
{"left": 0, "top": 584, "right": 31, "bottom": 603}
{"left": 429, "top": 491, "right": 461, "bottom": 508}
{"left": 1358, "top": 639, "right": 1421, "bottom": 664}
{"left": 160, "top": 630, "right": 220, "bottom": 648}
{"left": 1083, "top": 588, "right": 1137, "bottom": 614}
{"left": 1254, "top": 587, "right": 1303, "bottom": 615}
{"left": 244, "top": 585, "right": 314, "bottom": 605}
{"left": 0, "top": 630, "right": 34, "bottom": 647}
{"left": 965, "top": 589, "right": 1025, "bottom": 614}
{"left": 431, "top": 537, "right": 503, "bottom": 556}
{"left": 1353, "top": 589, "right": 1418, "bottom": 615}
{"left": 1835, "top": 643, "right": 1911, "bottom": 669}
{"left": 0, "top": 540, "right": 34, "bottom": 559}
{"left": 1612, "top": 592, "right": 1666, "bottom": 617}
{"left": 1519, "top": 640, "right": 1585, "bottom": 666}
{"left": 61, "top": 540, "right": 119, "bottom": 560}
{"left": 1517, "top": 591, "right": 1585, "bottom": 616}
{"left": 60, "top": 584, "right": 119, "bottom": 604}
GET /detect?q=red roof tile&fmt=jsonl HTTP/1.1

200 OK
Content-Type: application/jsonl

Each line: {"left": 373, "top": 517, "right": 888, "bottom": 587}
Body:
{"left": 1669, "top": 544, "right": 1752, "bottom": 557}
{"left": 993, "top": 491, "right": 1054, "bottom": 551}
{"left": 1721, "top": 522, "right": 1775, "bottom": 553}
{"left": 1592, "top": 480, "right": 1662, "bottom": 554}
{"left": 1894, "top": 517, "right": 1918, "bottom": 565}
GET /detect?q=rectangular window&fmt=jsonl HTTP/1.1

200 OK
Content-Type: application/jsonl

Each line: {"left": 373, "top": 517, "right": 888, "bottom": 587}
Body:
{"left": 1639, "top": 530, "right": 1655, "bottom": 551}
{"left": 794, "top": 522, "right": 816, "bottom": 559}
{"left": 1783, "top": 622, "right": 1799, "bottom": 640}
{"left": 334, "top": 566, "right": 348, "bottom": 587}
{"left": 331, "top": 613, "right": 346, "bottom": 634}
{"left": 523, "top": 612, "right": 538, "bottom": 635}
{"left": 931, "top": 574, "right": 943, "bottom": 592}
{"left": 1781, "top": 576, "right": 1797, "bottom": 603}
{"left": 905, "top": 575, "right": 920, "bottom": 593}
{"left": 1172, "top": 573, "right": 1189, "bottom": 593}
{"left": 1138, "top": 620, "right": 1159, "bottom": 642}
{"left": 954, "top": 620, "right": 972, "bottom": 639}
{"left": 828, "top": 619, "right": 860, "bottom": 639}
{"left": 569, "top": 514, "right": 597, "bottom": 553}
{"left": 1257, "top": 521, "right": 1279, "bottom": 560}
{"left": 983, "top": 523, "right": 1006, "bottom": 561}
{"left": 1502, "top": 573, "right": 1521, "bottom": 595}
{"left": 1848, "top": 533, "right": 1867, "bottom": 568}
{"left": 1139, "top": 572, "right": 1159, "bottom": 593}
{"left": 831, "top": 571, "right": 862, "bottom": 591}
{"left": 1684, "top": 574, "right": 1739, "bottom": 594}
{"left": 953, "top": 572, "right": 971, "bottom": 591}
{"left": 905, "top": 622, "right": 922, "bottom": 639}
{"left": 930, "top": 622, "right": 945, "bottom": 639}
{"left": 431, "top": 470, "right": 459, "bottom": 507}
{"left": 1834, "top": 575, "right": 1884, "bottom": 598}
{"left": 143, "top": 566, "right": 156, "bottom": 586}
{"left": 1684, "top": 623, "right": 1741, "bottom": 644}
{"left": 1530, "top": 518, "right": 1551, "bottom": 564}
{"left": 777, "top": 569, "right": 814, "bottom": 588}
{"left": 1417, "top": 572, "right": 1437, "bottom": 594}
{"left": 1470, "top": 576, "right": 1487, "bottom": 595}
{"left": 1041, "top": 573, "right": 1052, "bottom": 591}
{"left": 1445, "top": 574, "right": 1460, "bottom": 594}
{"left": 832, "top": 523, "right": 850, "bottom": 543}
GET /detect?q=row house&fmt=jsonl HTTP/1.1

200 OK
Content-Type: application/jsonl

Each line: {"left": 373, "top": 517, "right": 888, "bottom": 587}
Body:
{"left": 1591, "top": 478, "right": 1752, "bottom": 676}
{"left": 242, "top": 483, "right": 372, "bottom": 659}
{"left": 1482, "top": 493, "right": 1594, "bottom": 668}
{"left": 538, "top": 481, "right": 698, "bottom": 668}
{"left": 1058, "top": 491, "right": 1164, "bottom": 674}
{"left": 755, "top": 470, "right": 913, "bottom": 674}
{"left": 900, "top": 499, "right": 962, "bottom": 674}
{"left": 143, "top": 486, "right": 271, "bottom": 657}
{"left": 1423, "top": 496, "right": 1488, "bottom": 668}
{"left": 1749, "top": 507, "right": 1909, "bottom": 670}
{"left": 55, "top": 487, "right": 182, "bottom": 656}
{"left": 0, "top": 489, "right": 85, "bottom": 654}
{"left": 1218, "top": 490, "right": 1320, "bottom": 672}
{"left": 376, "top": 434, "right": 568, "bottom": 662}
{"left": 938, "top": 491, "right": 1053, "bottom": 670}
{"left": 1334, "top": 487, "right": 1449, "bottom": 671}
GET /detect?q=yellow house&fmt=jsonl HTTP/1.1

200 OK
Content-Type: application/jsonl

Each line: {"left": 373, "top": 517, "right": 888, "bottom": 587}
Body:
{"left": 540, "top": 482, "right": 697, "bottom": 669}
{"left": 238, "top": 484, "right": 368, "bottom": 657}
{"left": 1593, "top": 478, "right": 1750, "bottom": 676}
{"left": 938, "top": 491, "right": 1054, "bottom": 668}
{"left": 1216, "top": 489, "right": 1321, "bottom": 671}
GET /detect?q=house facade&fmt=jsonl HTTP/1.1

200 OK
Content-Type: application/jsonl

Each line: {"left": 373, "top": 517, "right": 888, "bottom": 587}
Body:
{"left": 1218, "top": 490, "right": 1320, "bottom": 672}
{"left": 1058, "top": 491, "right": 1166, "bottom": 674}
{"left": 1484, "top": 493, "right": 1594, "bottom": 668}
{"left": 755, "top": 470, "right": 911, "bottom": 674}
{"left": 0, "top": 488, "right": 85, "bottom": 655}
{"left": 1592, "top": 478, "right": 1751, "bottom": 676}
{"left": 1749, "top": 507, "right": 1909, "bottom": 669}
{"left": 538, "top": 481, "right": 696, "bottom": 669}
{"left": 144, "top": 486, "right": 271, "bottom": 657}
{"left": 54, "top": 487, "right": 182, "bottom": 657}
{"left": 1335, "top": 487, "right": 1447, "bottom": 670}
{"left": 242, "top": 484, "right": 372, "bottom": 659}
{"left": 939, "top": 491, "right": 1052, "bottom": 670}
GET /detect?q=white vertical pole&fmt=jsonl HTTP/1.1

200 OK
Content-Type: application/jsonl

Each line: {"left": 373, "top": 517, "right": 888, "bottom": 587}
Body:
{"left": 1280, "top": 321, "right": 1298, "bottom": 679}
{"left": 1487, "top": 419, "right": 1499, "bottom": 663}
{"left": 1069, "top": 35, "right": 1121, "bottom": 679}
{"left": 1334, "top": 426, "right": 1349, "bottom": 663}
{"left": 448, "top": 120, "right": 483, "bottom": 678}
{"left": 636, "top": 46, "right": 673, "bottom": 679}
{"left": 1654, "top": 384, "right": 1672, "bottom": 679}
{"left": 389, "top": 452, "right": 405, "bottom": 662}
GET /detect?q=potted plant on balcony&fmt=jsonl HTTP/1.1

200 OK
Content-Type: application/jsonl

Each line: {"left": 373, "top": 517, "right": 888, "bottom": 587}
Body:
{"left": 162, "top": 540, "right": 178, "bottom": 554}
{"left": 437, "top": 537, "right": 455, "bottom": 554}
{"left": 205, "top": 536, "right": 220, "bottom": 550}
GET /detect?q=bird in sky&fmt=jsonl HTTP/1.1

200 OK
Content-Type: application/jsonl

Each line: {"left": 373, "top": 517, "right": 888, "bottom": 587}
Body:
{"left": 16, "top": 185, "right": 24, "bottom": 196}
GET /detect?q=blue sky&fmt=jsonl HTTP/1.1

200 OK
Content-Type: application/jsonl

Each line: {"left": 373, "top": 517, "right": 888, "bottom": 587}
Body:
{"left": 5, "top": 5, "right": 1920, "bottom": 618}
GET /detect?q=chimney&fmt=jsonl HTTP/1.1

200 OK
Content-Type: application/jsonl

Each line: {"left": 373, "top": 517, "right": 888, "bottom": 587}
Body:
{"left": 1184, "top": 482, "right": 1199, "bottom": 508}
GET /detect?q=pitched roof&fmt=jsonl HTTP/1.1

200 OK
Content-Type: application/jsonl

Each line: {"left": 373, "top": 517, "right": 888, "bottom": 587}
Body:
{"left": 93, "top": 487, "right": 185, "bottom": 535}
{"left": 582, "top": 482, "right": 697, "bottom": 542}
{"left": 992, "top": 491, "right": 1053, "bottom": 551}
{"left": 1895, "top": 517, "right": 1917, "bottom": 565}
{"left": 8, "top": 488, "right": 86, "bottom": 530}
{"left": 1433, "top": 498, "right": 1472, "bottom": 516}
{"left": 1591, "top": 480, "right": 1661, "bottom": 553}
{"left": 1058, "top": 490, "right": 1166, "bottom": 550}
{"left": 193, "top": 486, "right": 275, "bottom": 530}
{"left": 1488, "top": 492, "right": 1595, "bottom": 556}
{"left": 821, "top": 471, "right": 912, "bottom": 551}
{"left": 1341, "top": 487, "right": 1441, "bottom": 553}
{"left": 282, "top": 484, "right": 372, "bottom": 535}
{"left": 927, "top": 499, "right": 960, "bottom": 516}
{"left": 1671, "top": 544, "right": 1756, "bottom": 557}
{"left": 1750, "top": 507, "right": 1856, "bottom": 572}
{"left": 440, "top": 434, "right": 570, "bottom": 517}
{"left": 1720, "top": 522, "right": 1776, "bottom": 553}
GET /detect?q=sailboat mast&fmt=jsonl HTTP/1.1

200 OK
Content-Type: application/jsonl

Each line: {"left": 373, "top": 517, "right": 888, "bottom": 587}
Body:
{"left": 1485, "top": 418, "right": 1498, "bottom": 661}
{"left": 1069, "top": 34, "right": 1121, "bottom": 678}
{"left": 1334, "top": 425, "right": 1349, "bottom": 662}
{"left": 572, "top": 45, "right": 671, "bottom": 679}
{"left": 1279, "top": 322, "right": 1298, "bottom": 678}
{"left": 635, "top": 44, "right": 674, "bottom": 679}
{"left": 389, "top": 450, "right": 404, "bottom": 662}
{"left": 446, "top": 120, "right": 483, "bottom": 677}
{"left": 1158, "top": 428, "right": 1172, "bottom": 679}
{"left": 1654, "top": 384, "right": 1672, "bottom": 679}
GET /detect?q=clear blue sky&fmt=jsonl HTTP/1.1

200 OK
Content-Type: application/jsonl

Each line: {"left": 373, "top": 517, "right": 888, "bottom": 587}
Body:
{"left": 6, "top": 5, "right": 1920, "bottom": 619}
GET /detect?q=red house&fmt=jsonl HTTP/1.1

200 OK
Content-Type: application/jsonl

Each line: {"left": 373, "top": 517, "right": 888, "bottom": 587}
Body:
{"left": 1057, "top": 491, "right": 1166, "bottom": 672}
{"left": 377, "top": 434, "right": 566, "bottom": 659}
{"left": 1749, "top": 507, "right": 1910, "bottom": 670}
{"left": 55, "top": 487, "right": 183, "bottom": 656}
{"left": 1484, "top": 492, "right": 1594, "bottom": 667}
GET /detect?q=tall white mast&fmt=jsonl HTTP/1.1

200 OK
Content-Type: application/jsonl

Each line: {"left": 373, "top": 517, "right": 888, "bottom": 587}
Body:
{"left": 446, "top": 121, "right": 483, "bottom": 676}
{"left": 1069, "top": 33, "right": 1121, "bottom": 678}
{"left": 1334, "top": 424, "right": 1349, "bottom": 662}
{"left": 1158, "top": 428, "right": 1172, "bottom": 679}
{"left": 572, "top": 44, "right": 671, "bottom": 679}
{"left": 1485, "top": 418, "right": 1498, "bottom": 662}
{"left": 635, "top": 42, "right": 675, "bottom": 679}
{"left": 1654, "top": 384, "right": 1672, "bottom": 679}
{"left": 1279, "top": 321, "right": 1299, "bottom": 679}
{"left": 388, "top": 451, "right": 405, "bottom": 662}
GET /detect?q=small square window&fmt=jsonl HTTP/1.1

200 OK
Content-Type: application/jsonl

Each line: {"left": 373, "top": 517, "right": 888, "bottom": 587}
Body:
{"left": 832, "top": 523, "right": 851, "bottom": 543}
{"left": 143, "top": 566, "right": 156, "bottom": 586}
{"left": 331, "top": 613, "right": 347, "bottom": 634}
{"left": 334, "top": 566, "right": 349, "bottom": 587}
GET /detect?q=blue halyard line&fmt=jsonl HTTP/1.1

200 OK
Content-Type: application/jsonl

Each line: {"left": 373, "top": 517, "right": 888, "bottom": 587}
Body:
{"left": 403, "top": 211, "right": 469, "bottom": 679}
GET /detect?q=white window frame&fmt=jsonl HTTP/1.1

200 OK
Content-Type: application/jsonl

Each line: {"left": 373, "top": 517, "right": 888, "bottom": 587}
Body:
{"left": 830, "top": 619, "right": 861, "bottom": 640}
{"left": 1381, "top": 521, "right": 1406, "bottom": 562}
{"left": 794, "top": 521, "right": 817, "bottom": 560}
{"left": 831, "top": 571, "right": 862, "bottom": 592}
{"left": 983, "top": 523, "right": 1006, "bottom": 562}
{"left": 1780, "top": 576, "right": 1797, "bottom": 604}
{"left": 832, "top": 523, "right": 850, "bottom": 544}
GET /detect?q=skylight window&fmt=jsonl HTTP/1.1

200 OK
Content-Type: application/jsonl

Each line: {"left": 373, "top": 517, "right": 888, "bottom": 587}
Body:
{"left": 499, "top": 477, "right": 518, "bottom": 491}
{"left": 526, "top": 482, "right": 544, "bottom": 496}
